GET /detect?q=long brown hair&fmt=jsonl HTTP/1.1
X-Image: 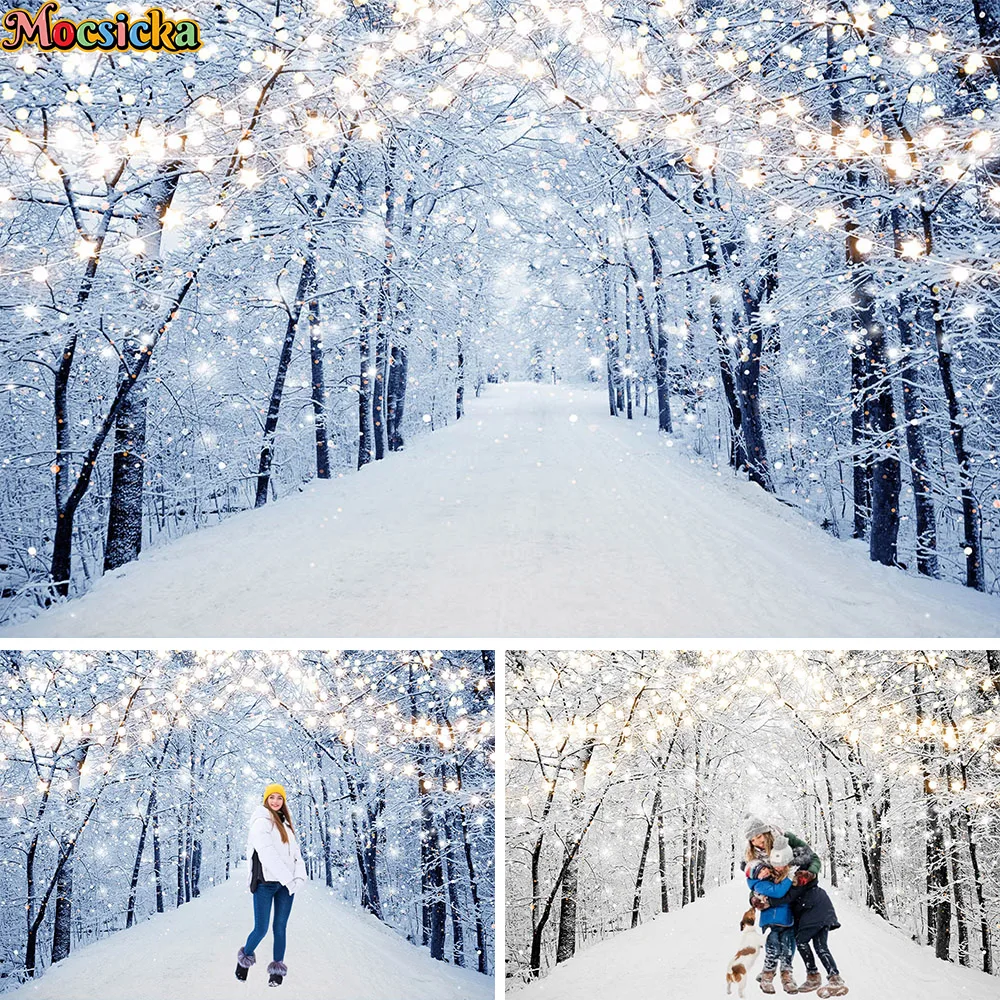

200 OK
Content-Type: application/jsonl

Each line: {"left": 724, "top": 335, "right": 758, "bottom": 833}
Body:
{"left": 266, "top": 798, "right": 296, "bottom": 844}
{"left": 745, "top": 830, "right": 773, "bottom": 863}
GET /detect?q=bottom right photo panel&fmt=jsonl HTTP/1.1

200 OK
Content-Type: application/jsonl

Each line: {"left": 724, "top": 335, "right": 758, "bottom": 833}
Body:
{"left": 504, "top": 649, "right": 1000, "bottom": 1000}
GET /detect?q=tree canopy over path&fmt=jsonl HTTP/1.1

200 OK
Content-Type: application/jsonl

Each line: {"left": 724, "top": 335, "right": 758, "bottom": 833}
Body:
{"left": 3, "top": 0, "right": 1000, "bottom": 614}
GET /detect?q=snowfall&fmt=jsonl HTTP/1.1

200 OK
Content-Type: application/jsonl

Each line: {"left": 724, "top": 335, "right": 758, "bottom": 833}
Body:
{"left": 4, "top": 382, "right": 999, "bottom": 638}
{"left": 6, "top": 868, "right": 492, "bottom": 1000}
{"left": 507, "top": 878, "right": 998, "bottom": 1000}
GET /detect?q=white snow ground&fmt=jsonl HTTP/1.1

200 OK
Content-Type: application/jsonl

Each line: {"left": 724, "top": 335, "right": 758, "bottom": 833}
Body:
{"left": 6, "top": 869, "right": 492, "bottom": 1000}
{"left": 5, "top": 382, "right": 999, "bottom": 638}
{"left": 507, "top": 878, "right": 998, "bottom": 1000}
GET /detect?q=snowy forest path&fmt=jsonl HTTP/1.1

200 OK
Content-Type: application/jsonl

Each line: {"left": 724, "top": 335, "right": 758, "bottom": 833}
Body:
{"left": 507, "top": 878, "right": 998, "bottom": 1000}
{"left": 4, "top": 868, "right": 492, "bottom": 1000}
{"left": 4, "top": 381, "right": 999, "bottom": 637}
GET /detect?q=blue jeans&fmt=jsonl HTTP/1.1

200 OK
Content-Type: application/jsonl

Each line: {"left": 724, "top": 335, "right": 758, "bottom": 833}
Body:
{"left": 763, "top": 926, "right": 796, "bottom": 972}
{"left": 244, "top": 882, "right": 294, "bottom": 962}
{"left": 797, "top": 928, "right": 839, "bottom": 976}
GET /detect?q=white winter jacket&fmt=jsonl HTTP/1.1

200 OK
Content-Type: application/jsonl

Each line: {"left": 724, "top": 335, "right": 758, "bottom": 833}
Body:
{"left": 246, "top": 805, "right": 307, "bottom": 895}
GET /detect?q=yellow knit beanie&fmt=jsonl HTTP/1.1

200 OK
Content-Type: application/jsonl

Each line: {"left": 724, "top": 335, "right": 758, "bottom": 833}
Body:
{"left": 263, "top": 783, "right": 287, "bottom": 805}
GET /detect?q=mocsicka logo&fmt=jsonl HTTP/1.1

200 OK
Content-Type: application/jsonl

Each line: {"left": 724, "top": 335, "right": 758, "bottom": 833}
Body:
{"left": 2, "top": 2, "right": 202, "bottom": 51}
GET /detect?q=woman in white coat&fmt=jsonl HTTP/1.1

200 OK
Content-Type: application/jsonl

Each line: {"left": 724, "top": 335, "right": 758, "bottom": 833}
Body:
{"left": 234, "top": 784, "right": 307, "bottom": 987}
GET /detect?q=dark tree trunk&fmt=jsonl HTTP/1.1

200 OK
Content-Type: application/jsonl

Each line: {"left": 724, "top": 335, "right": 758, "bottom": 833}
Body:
{"left": 640, "top": 180, "right": 672, "bottom": 432}
{"left": 822, "top": 749, "right": 839, "bottom": 888}
{"left": 26, "top": 758, "right": 103, "bottom": 977}
{"left": 255, "top": 256, "right": 316, "bottom": 507}
{"left": 827, "top": 28, "right": 873, "bottom": 541}
{"left": 47, "top": 194, "right": 120, "bottom": 598}
{"left": 850, "top": 344, "right": 871, "bottom": 540}
{"left": 420, "top": 786, "right": 446, "bottom": 960}
{"left": 528, "top": 790, "right": 605, "bottom": 979}
{"left": 25, "top": 766, "right": 56, "bottom": 978}
{"left": 254, "top": 148, "right": 350, "bottom": 500}
{"left": 458, "top": 790, "right": 488, "bottom": 973}
{"left": 922, "top": 214, "right": 984, "bottom": 588}
{"left": 959, "top": 764, "right": 992, "bottom": 973}
{"left": 372, "top": 145, "right": 396, "bottom": 462}
{"left": 441, "top": 800, "right": 465, "bottom": 966}
{"left": 103, "top": 378, "right": 147, "bottom": 571}
{"left": 656, "top": 804, "right": 669, "bottom": 913}
{"left": 555, "top": 738, "right": 594, "bottom": 965}
{"left": 929, "top": 800, "right": 952, "bottom": 958}
{"left": 916, "top": 675, "right": 951, "bottom": 956}
{"left": 867, "top": 786, "right": 890, "bottom": 918}
{"left": 624, "top": 285, "right": 634, "bottom": 420}
{"left": 555, "top": 841, "right": 580, "bottom": 962}
{"left": 456, "top": 331, "right": 465, "bottom": 420}
{"left": 865, "top": 350, "right": 902, "bottom": 567}
{"left": 127, "top": 785, "right": 156, "bottom": 928}
{"left": 691, "top": 191, "right": 746, "bottom": 471}
{"left": 361, "top": 818, "right": 381, "bottom": 917}
{"left": 372, "top": 325, "right": 389, "bottom": 460}
{"left": 49, "top": 327, "right": 157, "bottom": 596}
{"left": 176, "top": 826, "right": 184, "bottom": 909}
{"left": 315, "top": 748, "right": 335, "bottom": 888}
{"left": 308, "top": 296, "right": 331, "bottom": 479}
{"left": 189, "top": 752, "right": 204, "bottom": 899}
{"left": 152, "top": 795, "right": 164, "bottom": 913}
{"left": 631, "top": 788, "right": 659, "bottom": 928}
{"left": 191, "top": 838, "right": 202, "bottom": 899}
{"left": 732, "top": 338, "right": 770, "bottom": 489}
{"left": 387, "top": 345, "right": 408, "bottom": 450}
{"left": 601, "top": 266, "right": 619, "bottom": 416}
{"left": 893, "top": 281, "right": 939, "bottom": 576}
{"left": 51, "top": 861, "right": 74, "bottom": 964}
{"left": 733, "top": 255, "right": 778, "bottom": 491}
{"left": 847, "top": 223, "right": 900, "bottom": 565}
{"left": 606, "top": 347, "right": 618, "bottom": 416}
{"left": 946, "top": 793, "right": 970, "bottom": 966}
{"left": 344, "top": 762, "right": 382, "bottom": 919}
{"left": 104, "top": 171, "right": 180, "bottom": 572}
{"left": 51, "top": 740, "right": 88, "bottom": 964}
{"left": 50, "top": 331, "right": 82, "bottom": 598}
{"left": 26, "top": 832, "right": 38, "bottom": 976}
{"left": 358, "top": 291, "right": 373, "bottom": 469}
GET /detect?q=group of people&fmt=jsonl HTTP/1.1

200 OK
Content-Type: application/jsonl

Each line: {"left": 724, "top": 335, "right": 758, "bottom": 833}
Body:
{"left": 743, "top": 816, "right": 848, "bottom": 997}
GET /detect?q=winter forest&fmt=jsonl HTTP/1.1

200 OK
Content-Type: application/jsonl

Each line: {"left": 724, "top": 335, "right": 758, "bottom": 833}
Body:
{"left": 0, "top": 648, "right": 495, "bottom": 991}
{"left": 2, "top": 0, "right": 1000, "bottom": 626}
{"left": 505, "top": 649, "right": 1000, "bottom": 990}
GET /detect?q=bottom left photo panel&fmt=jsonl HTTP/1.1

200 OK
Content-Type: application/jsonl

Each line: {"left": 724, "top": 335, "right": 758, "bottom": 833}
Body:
{"left": 0, "top": 648, "right": 496, "bottom": 1000}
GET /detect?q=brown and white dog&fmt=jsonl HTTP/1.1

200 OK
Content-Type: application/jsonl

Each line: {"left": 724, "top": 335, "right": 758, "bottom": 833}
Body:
{"left": 725, "top": 908, "right": 764, "bottom": 997}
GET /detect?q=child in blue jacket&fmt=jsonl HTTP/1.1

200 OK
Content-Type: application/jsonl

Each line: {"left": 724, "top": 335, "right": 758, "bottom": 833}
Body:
{"left": 747, "top": 863, "right": 797, "bottom": 993}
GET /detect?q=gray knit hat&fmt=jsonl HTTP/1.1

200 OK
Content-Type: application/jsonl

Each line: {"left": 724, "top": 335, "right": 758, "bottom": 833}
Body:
{"left": 769, "top": 833, "right": 793, "bottom": 867}
{"left": 744, "top": 815, "right": 771, "bottom": 841}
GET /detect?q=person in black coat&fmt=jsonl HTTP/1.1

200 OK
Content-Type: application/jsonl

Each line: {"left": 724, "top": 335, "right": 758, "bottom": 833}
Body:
{"left": 784, "top": 847, "right": 848, "bottom": 997}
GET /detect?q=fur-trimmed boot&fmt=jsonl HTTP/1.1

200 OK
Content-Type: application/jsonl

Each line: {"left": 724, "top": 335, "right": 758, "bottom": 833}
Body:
{"left": 780, "top": 969, "right": 799, "bottom": 993}
{"left": 760, "top": 969, "right": 777, "bottom": 994}
{"left": 235, "top": 947, "right": 255, "bottom": 982}
{"left": 267, "top": 961, "right": 287, "bottom": 987}
{"left": 797, "top": 971, "right": 822, "bottom": 993}
{"left": 816, "top": 975, "right": 848, "bottom": 998}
